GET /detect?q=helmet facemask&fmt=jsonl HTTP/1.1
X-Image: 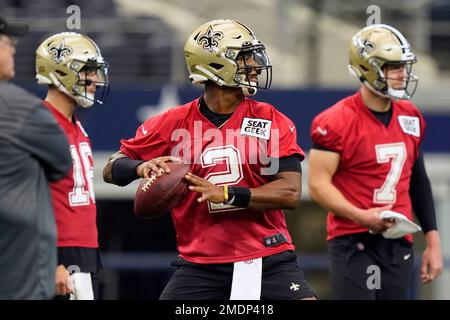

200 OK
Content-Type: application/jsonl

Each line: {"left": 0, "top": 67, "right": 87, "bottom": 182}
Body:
{"left": 232, "top": 44, "right": 272, "bottom": 96}
{"left": 71, "top": 59, "right": 109, "bottom": 108}
{"left": 368, "top": 58, "right": 418, "bottom": 100}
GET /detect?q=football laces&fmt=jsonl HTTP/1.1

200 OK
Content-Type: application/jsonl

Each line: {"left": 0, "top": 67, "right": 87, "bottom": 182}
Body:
{"left": 141, "top": 168, "right": 165, "bottom": 192}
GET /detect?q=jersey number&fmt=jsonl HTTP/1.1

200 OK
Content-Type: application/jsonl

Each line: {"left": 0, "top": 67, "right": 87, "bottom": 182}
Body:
{"left": 373, "top": 142, "right": 407, "bottom": 204}
{"left": 69, "top": 142, "right": 95, "bottom": 206}
{"left": 201, "top": 145, "right": 243, "bottom": 213}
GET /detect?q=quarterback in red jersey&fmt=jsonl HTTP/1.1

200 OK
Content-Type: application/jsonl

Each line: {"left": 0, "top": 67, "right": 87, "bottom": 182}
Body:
{"left": 309, "top": 24, "right": 442, "bottom": 299}
{"left": 104, "top": 19, "right": 315, "bottom": 300}
{"left": 36, "top": 32, "right": 109, "bottom": 299}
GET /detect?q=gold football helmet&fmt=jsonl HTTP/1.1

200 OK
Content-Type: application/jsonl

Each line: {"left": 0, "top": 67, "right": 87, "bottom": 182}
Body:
{"left": 349, "top": 24, "right": 418, "bottom": 99}
{"left": 184, "top": 19, "right": 272, "bottom": 96}
{"left": 36, "top": 32, "right": 109, "bottom": 108}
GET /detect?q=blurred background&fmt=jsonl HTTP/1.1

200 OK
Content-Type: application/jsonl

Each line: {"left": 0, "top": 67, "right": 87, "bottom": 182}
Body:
{"left": 2, "top": 0, "right": 449, "bottom": 299}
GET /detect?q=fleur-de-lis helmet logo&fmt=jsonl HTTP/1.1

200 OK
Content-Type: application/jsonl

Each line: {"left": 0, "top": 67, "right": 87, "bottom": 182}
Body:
{"left": 356, "top": 38, "right": 375, "bottom": 58}
{"left": 49, "top": 40, "right": 73, "bottom": 64}
{"left": 197, "top": 25, "right": 223, "bottom": 52}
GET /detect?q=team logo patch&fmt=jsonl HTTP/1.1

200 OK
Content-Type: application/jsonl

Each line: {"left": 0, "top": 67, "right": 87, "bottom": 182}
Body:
{"left": 49, "top": 40, "right": 73, "bottom": 64}
{"left": 398, "top": 115, "right": 420, "bottom": 137}
{"left": 197, "top": 26, "right": 223, "bottom": 52}
{"left": 240, "top": 117, "right": 271, "bottom": 140}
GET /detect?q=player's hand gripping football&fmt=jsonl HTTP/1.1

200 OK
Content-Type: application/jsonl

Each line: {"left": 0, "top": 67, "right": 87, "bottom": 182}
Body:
{"left": 136, "top": 156, "right": 181, "bottom": 179}
{"left": 184, "top": 173, "right": 225, "bottom": 204}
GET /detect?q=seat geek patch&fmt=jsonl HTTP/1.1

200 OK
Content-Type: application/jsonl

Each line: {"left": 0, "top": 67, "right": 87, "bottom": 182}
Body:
{"left": 398, "top": 115, "right": 420, "bottom": 137}
{"left": 240, "top": 117, "right": 272, "bottom": 140}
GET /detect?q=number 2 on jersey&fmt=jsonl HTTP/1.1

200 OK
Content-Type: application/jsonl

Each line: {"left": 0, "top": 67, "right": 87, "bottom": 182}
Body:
{"left": 201, "top": 145, "right": 243, "bottom": 212}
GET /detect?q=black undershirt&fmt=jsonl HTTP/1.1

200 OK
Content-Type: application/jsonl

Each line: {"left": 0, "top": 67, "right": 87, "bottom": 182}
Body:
{"left": 199, "top": 97, "right": 232, "bottom": 128}
{"left": 369, "top": 107, "right": 393, "bottom": 127}
{"left": 311, "top": 106, "right": 437, "bottom": 233}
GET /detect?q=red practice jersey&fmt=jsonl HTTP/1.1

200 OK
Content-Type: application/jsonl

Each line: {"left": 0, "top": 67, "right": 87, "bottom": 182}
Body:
{"left": 45, "top": 102, "right": 98, "bottom": 248}
{"left": 311, "top": 91, "right": 425, "bottom": 242}
{"left": 121, "top": 97, "right": 304, "bottom": 263}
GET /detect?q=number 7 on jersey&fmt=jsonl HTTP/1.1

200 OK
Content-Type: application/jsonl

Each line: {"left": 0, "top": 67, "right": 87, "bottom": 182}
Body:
{"left": 374, "top": 142, "right": 407, "bottom": 204}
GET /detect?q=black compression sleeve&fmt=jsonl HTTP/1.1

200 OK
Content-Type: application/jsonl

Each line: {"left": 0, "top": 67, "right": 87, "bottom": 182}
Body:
{"left": 276, "top": 156, "right": 302, "bottom": 174}
{"left": 409, "top": 149, "right": 437, "bottom": 233}
{"left": 111, "top": 157, "right": 144, "bottom": 187}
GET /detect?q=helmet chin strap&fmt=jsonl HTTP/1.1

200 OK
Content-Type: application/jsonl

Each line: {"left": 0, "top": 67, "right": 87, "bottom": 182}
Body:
{"left": 363, "top": 80, "right": 410, "bottom": 100}
{"left": 387, "top": 87, "right": 409, "bottom": 100}
{"left": 242, "top": 86, "right": 257, "bottom": 96}
{"left": 75, "top": 94, "right": 95, "bottom": 108}
{"left": 241, "top": 81, "right": 258, "bottom": 96}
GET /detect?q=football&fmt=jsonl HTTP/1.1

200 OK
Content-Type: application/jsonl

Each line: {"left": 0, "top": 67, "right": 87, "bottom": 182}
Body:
{"left": 134, "top": 162, "right": 190, "bottom": 218}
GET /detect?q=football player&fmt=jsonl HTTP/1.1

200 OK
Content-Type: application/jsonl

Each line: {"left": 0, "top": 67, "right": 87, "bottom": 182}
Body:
{"left": 308, "top": 24, "right": 443, "bottom": 299}
{"left": 35, "top": 32, "right": 109, "bottom": 299}
{"left": 103, "top": 19, "right": 316, "bottom": 300}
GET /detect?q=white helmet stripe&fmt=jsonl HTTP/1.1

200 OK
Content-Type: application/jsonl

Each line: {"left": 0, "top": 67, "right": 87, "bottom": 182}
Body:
{"left": 370, "top": 24, "right": 411, "bottom": 52}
